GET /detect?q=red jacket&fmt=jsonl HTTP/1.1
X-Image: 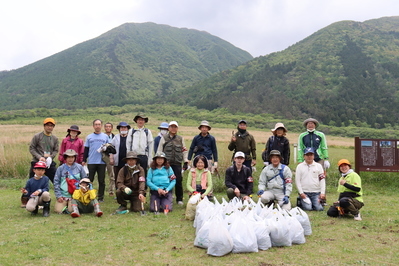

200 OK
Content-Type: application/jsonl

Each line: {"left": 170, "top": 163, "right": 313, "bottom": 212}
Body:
{"left": 58, "top": 136, "right": 84, "bottom": 164}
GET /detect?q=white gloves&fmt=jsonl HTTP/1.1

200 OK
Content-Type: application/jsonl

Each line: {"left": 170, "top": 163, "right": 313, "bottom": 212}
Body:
{"left": 324, "top": 160, "right": 330, "bottom": 169}
{"left": 124, "top": 187, "right": 132, "bottom": 195}
{"left": 263, "top": 162, "right": 269, "bottom": 166}
{"left": 45, "top": 157, "right": 52, "bottom": 169}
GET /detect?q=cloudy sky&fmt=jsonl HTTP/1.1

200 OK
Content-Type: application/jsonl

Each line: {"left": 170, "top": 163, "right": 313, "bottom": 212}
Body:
{"left": 1, "top": 0, "right": 398, "bottom": 71}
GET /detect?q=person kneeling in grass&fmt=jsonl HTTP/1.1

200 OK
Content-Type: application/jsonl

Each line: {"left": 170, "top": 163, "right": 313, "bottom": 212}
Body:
{"left": 71, "top": 178, "right": 103, "bottom": 218}
{"left": 327, "top": 159, "right": 364, "bottom": 221}
{"left": 115, "top": 151, "right": 146, "bottom": 214}
{"left": 147, "top": 152, "right": 176, "bottom": 212}
{"left": 186, "top": 155, "right": 213, "bottom": 201}
{"left": 21, "top": 161, "right": 51, "bottom": 217}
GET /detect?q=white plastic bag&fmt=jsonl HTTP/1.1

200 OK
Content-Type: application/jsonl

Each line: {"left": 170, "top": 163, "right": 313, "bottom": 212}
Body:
{"left": 285, "top": 212, "right": 306, "bottom": 244}
{"left": 185, "top": 193, "right": 201, "bottom": 220}
{"left": 252, "top": 220, "right": 271, "bottom": 250}
{"left": 267, "top": 210, "right": 292, "bottom": 247}
{"left": 229, "top": 212, "right": 258, "bottom": 253}
{"left": 289, "top": 207, "right": 312, "bottom": 236}
{"left": 207, "top": 215, "right": 233, "bottom": 256}
{"left": 194, "top": 219, "right": 212, "bottom": 249}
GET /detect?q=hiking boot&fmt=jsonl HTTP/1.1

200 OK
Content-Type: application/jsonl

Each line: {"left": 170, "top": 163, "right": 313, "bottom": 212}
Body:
{"left": 21, "top": 197, "right": 28, "bottom": 208}
{"left": 354, "top": 213, "right": 362, "bottom": 221}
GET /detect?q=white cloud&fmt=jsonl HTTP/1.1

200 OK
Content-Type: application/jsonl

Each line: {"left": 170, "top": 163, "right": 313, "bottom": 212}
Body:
{"left": 0, "top": 0, "right": 398, "bottom": 70}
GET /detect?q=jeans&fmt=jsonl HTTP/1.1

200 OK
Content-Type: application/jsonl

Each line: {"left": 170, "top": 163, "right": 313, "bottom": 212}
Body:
{"left": 301, "top": 192, "right": 323, "bottom": 211}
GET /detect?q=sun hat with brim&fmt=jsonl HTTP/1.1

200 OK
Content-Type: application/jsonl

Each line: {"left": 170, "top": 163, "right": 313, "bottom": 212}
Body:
{"left": 133, "top": 113, "right": 148, "bottom": 123}
{"left": 271, "top": 122, "right": 287, "bottom": 133}
{"left": 116, "top": 121, "right": 131, "bottom": 130}
{"left": 158, "top": 122, "right": 169, "bottom": 129}
{"left": 79, "top": 178, "right": 91, "bottom": 184}
{"left": 63, "top": 149, "right": 77, "bottom": 157}
{"left": 153, "top": 151, "right": 167, "bottom": 160}
{"left": 43, "top": 118, "right": 56, "bottom": 125}
{"left": 269, "top": 150, "right": 282, "bottom": 162}
{"left": 303, "top": 118, "right": 319, "bottom": 128}
{"left": 198, "top": 120, "right": 211, "bottom": 130}
{"left": 122, "top": 151, "right": 140, "bottom": 162}
{"left": 234, "top": 151, "right": 246, "bottom": 158}
{"left": 67, "top": 125, "right": 81, "bottom": 135}
{"left": 33, "top": 161, "right": 47, "bottom": 169}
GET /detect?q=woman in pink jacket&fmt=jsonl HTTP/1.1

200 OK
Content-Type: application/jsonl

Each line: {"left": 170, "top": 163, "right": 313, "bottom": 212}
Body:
{"left": 58, "top": 125, "right": 84, "bottom": 164}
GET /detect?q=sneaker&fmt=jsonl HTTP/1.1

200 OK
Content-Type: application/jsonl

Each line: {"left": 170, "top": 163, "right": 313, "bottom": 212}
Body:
{"left": 96, "top": 211, "right": 103, "bottom": 217}
{"left": 354, "top": 213, "right": 362, "bottom": 221}
{"left": 115, "top": 206, "right": 128, "bottom": 214}
{"left": 71, "top": 212, "right": 80, "bottom": 218}
{"left": 109, "top": 192, "right": 114, "bottom": 197}
{"left": 98, "top": 199, "right": 104, "bottom": 203}
{"left": 177, "top": 201, "right": 184, "bottom": 205}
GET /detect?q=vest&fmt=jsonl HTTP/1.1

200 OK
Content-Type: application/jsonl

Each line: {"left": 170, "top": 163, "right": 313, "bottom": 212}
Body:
{"left": 163, "top": 134, "right": 183, "bottom": 165}
{"left": 190, "top": 169, "right": 209, "bottom": 190}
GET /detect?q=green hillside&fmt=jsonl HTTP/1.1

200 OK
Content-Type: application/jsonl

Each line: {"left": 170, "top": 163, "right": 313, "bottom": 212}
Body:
{"left": 0, "top": 22, "right": 252, "bottom": 110}
{"left": 176, "top": 16, "right": 399, "bottom": 128}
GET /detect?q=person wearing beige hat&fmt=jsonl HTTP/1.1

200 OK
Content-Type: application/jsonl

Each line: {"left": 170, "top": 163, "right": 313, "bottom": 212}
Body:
{"left": 54, "top": 149, "right": 87, "bottom": 214}
{"left": 188, "top": 120, "right": 218, "bottom": 173}
{"left": 126, "top": 112, "right": 154, "bottom": 177}
{"left": 298, "top": 118, "right": 329, "bottom": 169}
{"left": 261, "top": 122, "right": 290, "bottom": 166}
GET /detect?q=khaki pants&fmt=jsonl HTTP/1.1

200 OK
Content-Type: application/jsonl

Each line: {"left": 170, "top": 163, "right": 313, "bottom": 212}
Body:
{"left": 106, "top": 162, "right": 115, "bottom": 194}
{"left": 26, "top": 192, "right": 51, "bottom": 212}
{"left": 54, "top": 198, "right": 73, "bottom": 214}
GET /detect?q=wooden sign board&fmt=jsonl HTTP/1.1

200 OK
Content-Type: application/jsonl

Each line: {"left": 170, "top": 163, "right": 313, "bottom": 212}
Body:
{"left": 354, "top": 137, "right": 399, "bottom": 173}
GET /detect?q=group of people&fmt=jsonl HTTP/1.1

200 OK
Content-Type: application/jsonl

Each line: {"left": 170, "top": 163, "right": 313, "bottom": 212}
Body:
{"left": 21, "top": 115, "right": 364, "bottom": 221}
{"left": 225, "top": 118, "right": 364, "bottom": 221}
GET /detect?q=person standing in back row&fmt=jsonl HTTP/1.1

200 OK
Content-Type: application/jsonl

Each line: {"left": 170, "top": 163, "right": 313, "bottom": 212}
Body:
{"left": 126, "top": 113, "right": 154, "bottom": 177}
{"left": 188, "top": 120, "right": 218, "bottom": 173}
{"left": 82, "top": 119, "right": 109, "bottom": 202}
{"left": 104, "top": 122, "right": 115, "bottom": 196}
{"left": 157, "top": 121, "right": 188, "bottom": 205}
{"left": 262, "top": 122, "right": 290, "bottom": 166}
{"left": 228, "top": 120, "right": 256, "bottom": 171}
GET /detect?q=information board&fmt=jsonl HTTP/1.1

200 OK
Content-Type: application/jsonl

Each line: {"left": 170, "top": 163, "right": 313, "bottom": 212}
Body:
{"left": 354, "top": 137, "right": 399, "bottom": 173}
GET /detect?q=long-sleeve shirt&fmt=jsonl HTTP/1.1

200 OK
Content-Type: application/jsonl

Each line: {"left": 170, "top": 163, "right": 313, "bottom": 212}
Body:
{"left": 228, "top": 131, "right": 256, "bottom": 160}
{"left": 258, "top": 163, "right": 292, "bottom": 196}
{"left": 225, "top": 164, "right": 253, "bottom": 196}
{"left": 58, "top": 136, "right": 84, "bottom": 164}
{"left": 126, "top": 128, "right": 154, "bottom": 160}
{"left": 146, "top": 166, "right": 176, "bottom": 192}
{"left": 54, "top": 163, "right": 87, "bottom": 198}
{"left": 295, "top": 161, "right": 325, "bottom": 194}
{"left": 29, "top": 132, "right": 59, "bottom": 162}
{"left": 188, "top": 133, "right": 218, "bottom": 162}
{"left": 186, "top": 168, "right": 213, "bottom": 196}
{"left": 24, "top": 176, "right": 50, "bottom": 197}
{"left": 337, "top": 170, "right": 363, "bottom": 203}
{"left": 298, "top": 130, "right": 328, "bottom": 163}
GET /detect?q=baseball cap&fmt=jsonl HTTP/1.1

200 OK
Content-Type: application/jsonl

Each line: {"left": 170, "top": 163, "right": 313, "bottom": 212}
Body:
{"left": 234, "top": 151, "right": 245, "bottom": 158}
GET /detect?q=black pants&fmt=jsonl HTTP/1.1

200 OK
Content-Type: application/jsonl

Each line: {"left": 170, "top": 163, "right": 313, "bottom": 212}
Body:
{"left": 88, "top": 164, "right": 106, "bottom": 200}
{"left": 171, "top": 164, "right": 183, "bottom": 202}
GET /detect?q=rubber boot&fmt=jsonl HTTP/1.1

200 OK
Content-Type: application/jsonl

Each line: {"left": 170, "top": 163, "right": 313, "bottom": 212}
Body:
{"left": 42, "top": 200, "right": 51, "bottom": 217}
{"left": 31, "top": 205, "right": 39, "bottom": 216}
{"left": 94, "top": 203, "right": 103, "bottom": 217}
{"left": 71, "top": 204, "right": 80, "bottom": 218}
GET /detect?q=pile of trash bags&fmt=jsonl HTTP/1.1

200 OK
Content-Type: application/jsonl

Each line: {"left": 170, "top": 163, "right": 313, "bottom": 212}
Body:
{"left": 193, "top": 197, "right": 312, "bottom": 257}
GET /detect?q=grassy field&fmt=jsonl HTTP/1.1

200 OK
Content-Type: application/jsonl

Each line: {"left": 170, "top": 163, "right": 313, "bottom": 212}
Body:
{"left": 0, "top": 121, "right": 398, "bottom": 265}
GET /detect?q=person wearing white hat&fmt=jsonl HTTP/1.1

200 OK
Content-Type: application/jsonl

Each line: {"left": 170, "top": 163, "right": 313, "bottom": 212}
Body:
{"left": 157, "top": 121, "right": 188, "bottom": 205}
{"left": 225, "top": 151, "right": 253, "bottom": 200}
{"left": 188, "top": 120, "right": 218, "bottom": 174}
{"left": 71, "top": 178, "right": 103, "bottom": 218}
{"left": 262, "top": 122, "right": 290, "bottom": 166}
{"left": 154, "top": 122, "right": 169, "bottom": 153}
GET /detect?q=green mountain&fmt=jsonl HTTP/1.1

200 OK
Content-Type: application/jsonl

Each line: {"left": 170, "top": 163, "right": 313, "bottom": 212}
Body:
{"left": 0, "top": 22, "right": 252, "bottom": 110}
{"left": 176, "top": 16, "right": 399, "bottom": 128}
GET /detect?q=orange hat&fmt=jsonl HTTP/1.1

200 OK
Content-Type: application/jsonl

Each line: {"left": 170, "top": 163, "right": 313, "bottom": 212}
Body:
{"left": 43, "top": 118, "right": 56, "bottom": 125}
{"left": 338, "top": 159, "right": 351, "bottom": 167}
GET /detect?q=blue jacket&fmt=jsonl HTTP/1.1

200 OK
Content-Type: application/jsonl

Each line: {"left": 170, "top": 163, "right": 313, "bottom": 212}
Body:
{"left": 188, "top": 133, "right": 218, "bottom": 161}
